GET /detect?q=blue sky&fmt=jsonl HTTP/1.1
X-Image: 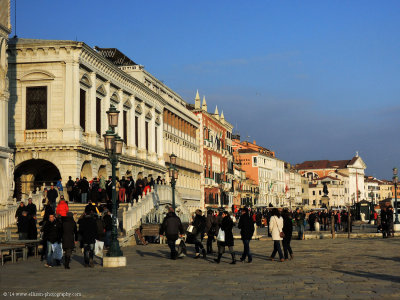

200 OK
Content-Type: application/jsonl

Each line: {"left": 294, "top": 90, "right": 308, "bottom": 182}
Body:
{"left": 10, "top": 0, "right": 400, "bottom": 179}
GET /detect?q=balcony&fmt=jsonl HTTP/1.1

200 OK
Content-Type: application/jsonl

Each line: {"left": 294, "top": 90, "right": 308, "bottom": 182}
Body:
{"left": 24, "top": 130, "right": 47, "bottom": 142}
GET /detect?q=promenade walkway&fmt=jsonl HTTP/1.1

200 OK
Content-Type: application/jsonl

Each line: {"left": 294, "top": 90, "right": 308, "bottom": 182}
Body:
{"left": 1, "top": 238, "right": 399, "bottom": 299}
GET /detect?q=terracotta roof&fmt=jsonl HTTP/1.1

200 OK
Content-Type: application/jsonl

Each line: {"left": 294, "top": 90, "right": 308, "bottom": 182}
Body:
{"left": 295, "top": 157, "right": 358, "bottom": 170}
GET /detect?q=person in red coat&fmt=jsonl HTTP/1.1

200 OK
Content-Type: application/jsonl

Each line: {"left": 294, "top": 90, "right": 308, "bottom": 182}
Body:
{"left": 56, "top": 197, "right": 69, "bottom": 217}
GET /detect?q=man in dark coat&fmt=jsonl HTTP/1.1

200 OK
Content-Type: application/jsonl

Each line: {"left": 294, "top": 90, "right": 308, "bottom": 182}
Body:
{"left": 15, "top": 201, "right": 26, "bottom": 223}
{"left": 103, "top": 209, "right": 113, "bottom": 248}
{"left": 18, "top": 211, "right": 30, "bottom": 240}
{"left": 79, "top": 177, "right": 89, "bottom": 204}
{"left": 205, "top": 210, "right": 217, "bottom": 254}
{"left": 66, "top": 176, "right": 75, "bottom": 203}
{"left": 159, "top": 207, "right": 184, "bottom": 260}
{"left": 238, "top": 207, "right": 254, "bottom": 263}
{"left": 78, "top": 213, "right": 98, "bottom": 267}
{"left": 26, "top": 198, "right": 38, "bottom": 240}
{"left": 62, "top": 212, "right": 78, "bottom": 269}
{"left": 47, "top": 185, "right": 59, "bottom": 212}
{"left": 43, "top": 214, "right": 62, "bottom": 267}
{"left": 192, "top": 209, "right": 206, "bottom": 259}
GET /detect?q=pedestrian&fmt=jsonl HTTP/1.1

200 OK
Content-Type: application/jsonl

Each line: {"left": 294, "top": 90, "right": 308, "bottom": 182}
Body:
{"left": 73, "top": 177, "right": 81, "bottom": 203}
{"left": 78, "top": 212, "right": 98, "bottom": 267}
{"left": 126, "top": 176, "right": 135, "bottom": 203}
{"left": 294, "top": 208, "right": 305, "bottom": 240}
{"left": 66, "top": 176, "right": 75, "bottom": 202}
{"left": 103, "top": 209, "right": 112, "bottom": 248}
{"left": 98, "top": 175, "right": 106, "bottom": 203}
{"left": 387, "top": 205, "right": 394, "bottom": 237}
{"left": 205, "top": 210, "right": 217, "bottom": 254}
{"left": 268, "top": 208, "right": 284, "bottom": 262}
{"left": 47, "top": 184, "right": 59, "bottom": 212}
{"left": 56, "top": 178, "right": 64, "bottom": 196}
{"left": 238, "top": 207, "right": 254, "bottom": 263}
{"left": 26, "top": 197, "right": 37, "bottom": 217}
{"left": 214, "top": 211, "right": 236, "bottom": 264}
{"left": 381, "top": 207, "right": 388, "bottom": 238}
{"left": 18, "top": 210, "right": 30, "bottom": 240}
{"left": 282, "top": 209, "right": 294, "bottom": 260}
{"left": 85, "top": 200, "right": 100, "bottom": 215}
{"left": 192, "top": 209, "right": 206, "bottom": 259}
{"left": 56, "top": 196, "right": 69, "bottom": 217}
{"left": 119, "top": 176, "right": 126, "bottom": 202}
{"left": 61, "top": 212, "right": 78, "bottom": 269}
{"left": 159, "top": 207, "right": 184, "bottom": 260}
{"left": 15, "top": 201, "right": 26, "bottom": 223}
{"left": 43, "top": 214, "right": 62, "bottom": 267}
{"left": 79, "top": 177, "right": 89, "bottom": 204}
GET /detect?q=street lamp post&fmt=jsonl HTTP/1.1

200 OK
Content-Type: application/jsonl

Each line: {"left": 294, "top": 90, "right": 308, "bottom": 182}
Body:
{"left": 393, "top": 168, "right": 399, "bottom": 224}
{"left": 168, "top": 153, "right": 178, "bottom": 211}
{"left": 103, "top": 104, "right": 123, "bottom": 258}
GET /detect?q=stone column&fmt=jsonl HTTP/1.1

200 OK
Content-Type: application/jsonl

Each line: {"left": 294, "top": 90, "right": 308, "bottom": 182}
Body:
{"left": 88, "top": 72, "right": 97, "bottom": 143}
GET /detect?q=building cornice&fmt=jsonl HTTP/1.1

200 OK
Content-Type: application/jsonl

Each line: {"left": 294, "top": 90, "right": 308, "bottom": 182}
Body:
{"left": 13, "top": 143, "right": 167, "bottom": 173}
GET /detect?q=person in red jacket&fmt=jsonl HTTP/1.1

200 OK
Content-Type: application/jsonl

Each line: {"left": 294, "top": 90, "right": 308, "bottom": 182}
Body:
{"left": 56, "top": 196, "right": 69, "bottom": 217}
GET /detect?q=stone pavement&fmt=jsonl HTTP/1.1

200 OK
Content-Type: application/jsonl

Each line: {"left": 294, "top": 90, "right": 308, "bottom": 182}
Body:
{"left": 1, "top": 238, "right": 400, "bottom": 299}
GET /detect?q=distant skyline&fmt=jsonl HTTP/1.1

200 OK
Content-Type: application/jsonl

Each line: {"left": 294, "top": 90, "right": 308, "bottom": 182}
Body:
{"left": 10, "top": 0, "right": 400, "bottom": 179}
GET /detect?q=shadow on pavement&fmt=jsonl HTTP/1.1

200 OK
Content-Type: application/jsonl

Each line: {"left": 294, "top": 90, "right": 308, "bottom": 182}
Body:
{"left": 333, "top": 269, "right": 400, "bottom": 283}
{"left": 365, "top": 255, "right": 400, "bottom": 263}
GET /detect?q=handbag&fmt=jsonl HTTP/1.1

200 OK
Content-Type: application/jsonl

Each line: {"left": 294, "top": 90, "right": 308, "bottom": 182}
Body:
{"left": 187, "top": 225, "right": 194, "bottom": 233}
{"left": 95, "top": 240, "right": 104, "bottom": 258}
{"left": 216, "top": 228, "right": 225, "bottom": 242}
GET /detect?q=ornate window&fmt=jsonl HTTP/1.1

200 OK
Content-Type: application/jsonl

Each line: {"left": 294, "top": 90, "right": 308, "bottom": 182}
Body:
{"left": 26, "top": 86, "right": 47, "bottom": 130}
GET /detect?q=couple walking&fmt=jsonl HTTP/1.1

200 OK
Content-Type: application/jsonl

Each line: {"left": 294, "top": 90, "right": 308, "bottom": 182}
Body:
{"left": 269, "top": 208, "right": 293, "bottom": 262}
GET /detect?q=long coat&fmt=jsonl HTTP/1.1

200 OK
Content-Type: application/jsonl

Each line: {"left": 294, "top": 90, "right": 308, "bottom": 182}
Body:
{"left": 62, "top": 216, "right": 78, "bottom": 249}
{"left": 269, "top": 216, "right": 283, "bottom": 241}
{"left": 218, "top": 216, "right": 234, "bottom": 247}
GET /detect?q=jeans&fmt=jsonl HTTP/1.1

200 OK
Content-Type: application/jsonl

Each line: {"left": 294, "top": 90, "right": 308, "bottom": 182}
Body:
{"left": 282, "top": 237, "right": 293, "bottom": 259}
{"left": 167, "top": 239, "right": 177, "bottom": 259}
{"left": 206, "top": 235, "right": 213, "bottom": 253}
{"left": 81, "top": 193, "right": 87, "bottom": 204}
{"left": 297, "top": 224, "right": 304, "bottom": 240}
{"left": 46, "top": 241, "right": 55, "bottom": 265}
{"left": 241, "top": 239, "right": 252, "bottom": 262}
{"left": 270, "top": 240, "right": 283, "bottom": 260}
{"left": 83, "top": 243, "right": 94, "bottom": 265}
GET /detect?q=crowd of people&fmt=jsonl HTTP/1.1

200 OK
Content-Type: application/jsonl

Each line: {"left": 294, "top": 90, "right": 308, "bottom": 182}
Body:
{"left": 15, "top": 195, "right": 113, "bottom": 269}
{"left": 44, "top": 172, "right": 165, "bottom": 206}
{"left": 159, "top": 206, "right": 295, "bottom": 263}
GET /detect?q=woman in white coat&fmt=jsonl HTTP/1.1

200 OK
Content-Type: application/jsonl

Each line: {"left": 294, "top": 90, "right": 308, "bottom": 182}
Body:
{"left": 269, "top": 208, "right": 284, "bottom": 262}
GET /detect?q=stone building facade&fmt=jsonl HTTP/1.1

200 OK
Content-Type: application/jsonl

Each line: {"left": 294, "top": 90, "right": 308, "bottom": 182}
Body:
{"left": 0, "top": 0, "right": 13, "bottom": 207}
{"left": 8, "top": 39, "right": 172, "bottom": 197}
{"left": 296, "top": 154, "right": 366, "bottom": 206}
{"left": 120, "top": 62, "right": 202, "bottom": 210}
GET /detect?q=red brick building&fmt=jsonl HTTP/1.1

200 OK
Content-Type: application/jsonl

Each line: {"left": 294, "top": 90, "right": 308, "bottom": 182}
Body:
{"left": 188, "top": 91, "right": 234, "bottom": 209}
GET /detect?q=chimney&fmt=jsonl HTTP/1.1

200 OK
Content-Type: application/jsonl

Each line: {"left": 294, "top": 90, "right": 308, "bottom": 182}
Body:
{"left": 253, "top": 140, "right": 256, "bottom": 145}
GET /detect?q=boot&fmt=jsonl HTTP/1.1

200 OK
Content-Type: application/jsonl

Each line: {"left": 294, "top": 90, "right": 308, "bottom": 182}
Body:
{"left": 202, "top": 249, "right": 206, "bottom": 259}
{"left": 64, "top": 256, "right": 70, "bottom": 269}
{"left": 214, "top": 253, "right": 222, "bottom": 264}
{"left": 230, "top": 253, "right": 236, "bottom": 265}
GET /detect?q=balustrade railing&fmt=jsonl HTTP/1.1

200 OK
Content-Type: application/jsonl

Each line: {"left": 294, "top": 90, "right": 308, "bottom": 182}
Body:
{"left": 122, "top": 190, "right": 155, "bottom": 236}
{"left": 0, "top": 205, "right": 18, "bottom": 231}
{"left": 24, "top": 129, "right": 48, "bottom": 142}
